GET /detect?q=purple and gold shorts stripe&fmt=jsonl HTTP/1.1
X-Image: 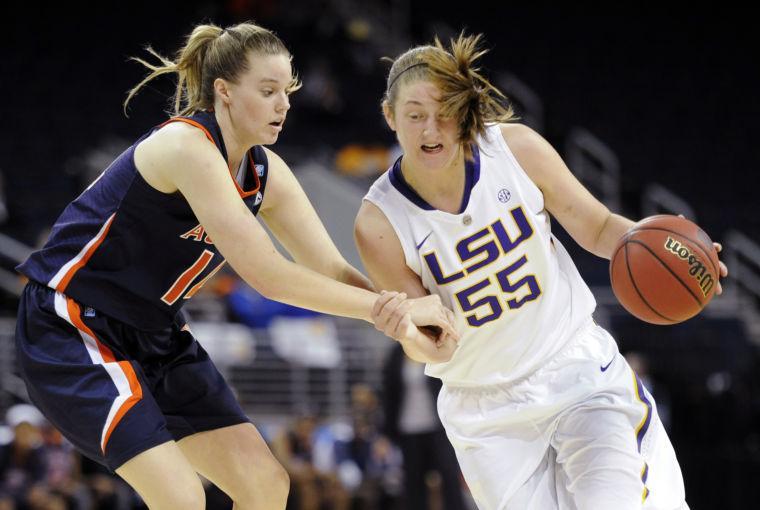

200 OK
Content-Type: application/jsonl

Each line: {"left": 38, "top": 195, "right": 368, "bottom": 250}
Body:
{"left": 632, "top": 372, "right": 653, "bottom": 502}
{"left": 632, "top": 373, "right": 653, "bottom": 452}
{"left": 641, "top": 462, "right": 650, "bottom": 502}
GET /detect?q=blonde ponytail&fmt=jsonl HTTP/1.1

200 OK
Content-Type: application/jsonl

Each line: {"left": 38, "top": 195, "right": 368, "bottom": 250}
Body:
{"left": 124, "top": 22, "right": 300, "bottom": 116}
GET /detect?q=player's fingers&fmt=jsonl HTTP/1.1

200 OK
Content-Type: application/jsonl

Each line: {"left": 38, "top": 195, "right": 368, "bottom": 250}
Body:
{"left": 677, "top": 213, "right": 686, "bottom": 219}
{"left": 716, "top": 281, "right": 723, "bottom": 295}
{"left": 393, "top": 312, "right": 414, "bottom": 341}
{"left": 439, "top": 311, "right": 459, "bottom": 340}
{"left": 387, "top": 301, "right": 412, "bottom": 339}
{"left": 433, "top": 336, "right": 456, "bottom": 363}
{"left": 714, "top": 242, "right": 723, "bottom": 253}
{"left": 719, "top": 260, "right": 728, "bottom": 277}
{"left": 436, "top": 331, "right": 453, "bottom": 349}
{"left": 372, "top": 291, "right": 398, "bottom": 320}
{"left": 379, "top": 293, "right": 406, "bottom": 323}
{"left": 374, "top": 293, "right": 406, "bottom": 331}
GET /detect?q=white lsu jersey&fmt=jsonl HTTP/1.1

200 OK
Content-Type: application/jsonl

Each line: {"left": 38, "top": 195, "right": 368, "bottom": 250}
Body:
{"left": 365, "top": 124, "right": 597, "bottom": 387}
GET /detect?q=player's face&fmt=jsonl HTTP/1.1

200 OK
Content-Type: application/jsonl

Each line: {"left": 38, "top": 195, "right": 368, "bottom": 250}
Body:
{"left": 226, "top": 52, "right": 293, "bottom": 145}
{"left": 386, "top": 79, "right": 460, "bottom": 173}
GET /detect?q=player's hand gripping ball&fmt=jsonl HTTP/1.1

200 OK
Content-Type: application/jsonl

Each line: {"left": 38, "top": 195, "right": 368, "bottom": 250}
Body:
{"left": 610, "top": 215, "right": 720, "bottom": 325}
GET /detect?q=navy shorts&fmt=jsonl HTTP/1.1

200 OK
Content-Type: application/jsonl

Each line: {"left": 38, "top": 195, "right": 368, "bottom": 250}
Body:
{"left": 15, "top": 281, "right": 250, "bottom": 470}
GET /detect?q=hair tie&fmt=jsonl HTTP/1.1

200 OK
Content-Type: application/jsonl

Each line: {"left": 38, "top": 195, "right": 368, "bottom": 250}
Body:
{"left": 387, "top": 62, "right": 428, "bottom": 91}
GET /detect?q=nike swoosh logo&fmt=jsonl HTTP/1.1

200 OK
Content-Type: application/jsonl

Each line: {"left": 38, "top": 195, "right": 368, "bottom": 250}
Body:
{"left": 600, "top": 354, "right": 616, "bottom": 372}
{"left": 416, "top": 231, "right": 433, "bottom": 250}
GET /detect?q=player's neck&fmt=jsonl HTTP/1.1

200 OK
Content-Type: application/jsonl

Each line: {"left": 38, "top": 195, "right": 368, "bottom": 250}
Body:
{"left": 215, "top": 109, "right": 248, "bottom": 178}
{"left": 400, "top": 148, "right": 466, "bottom": 214}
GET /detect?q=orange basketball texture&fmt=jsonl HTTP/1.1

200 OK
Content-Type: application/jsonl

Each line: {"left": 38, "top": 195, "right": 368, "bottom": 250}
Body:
{"left": 610, "top": 215, "right": 720, "bottom": 325}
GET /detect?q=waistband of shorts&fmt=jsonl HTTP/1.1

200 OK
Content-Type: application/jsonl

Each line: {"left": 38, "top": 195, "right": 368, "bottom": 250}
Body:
{"left": 24, "top": 279, "right": 186, "bottom": 333}
{"left": 441, "top": 316, "right": 598, "bottom": 394}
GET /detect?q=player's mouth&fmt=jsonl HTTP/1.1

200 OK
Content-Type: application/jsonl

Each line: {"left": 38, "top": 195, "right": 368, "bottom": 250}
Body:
{"left": 269, "top": 119, "right": 284, "bottom": 130}
{"left": 421, "top": 143, "right": 443, "bottom": 154}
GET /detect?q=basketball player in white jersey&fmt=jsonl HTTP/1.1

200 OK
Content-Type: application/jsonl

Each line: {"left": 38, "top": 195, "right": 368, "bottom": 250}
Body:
{"left": 355, "top": 33, "right": 728, "bottom": 510}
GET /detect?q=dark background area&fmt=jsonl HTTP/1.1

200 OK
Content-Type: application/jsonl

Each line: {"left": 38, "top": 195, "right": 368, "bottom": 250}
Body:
{"left": 2, "top": 2, "right": 758, "bottom": 245}
{"left": 2, "top": 2, "right": 759, "bottom": 508}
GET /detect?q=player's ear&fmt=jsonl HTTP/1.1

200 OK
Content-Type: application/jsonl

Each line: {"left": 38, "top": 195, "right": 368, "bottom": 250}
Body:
{"left": 382, "top": 101, "right": 396, "bottom": 132}
{"left": 214, "top": 78, "right": 232, "bottom": 105}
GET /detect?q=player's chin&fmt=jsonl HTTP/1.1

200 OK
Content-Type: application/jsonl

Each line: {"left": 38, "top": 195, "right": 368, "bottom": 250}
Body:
{"left": 257, "top": 128, "right": 281, "bottom": 145}
{"left": 418, "top": 148, "right": 455, "bottom": 169}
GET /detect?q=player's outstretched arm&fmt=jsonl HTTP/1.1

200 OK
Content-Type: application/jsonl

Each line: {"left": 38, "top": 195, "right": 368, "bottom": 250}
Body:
{"left": 501, "top": 124, "right": 730, "bottom": 292}
{"left": 257, "top": 147, "right": 374, "bottom": 291}
{"left": 500, "top": 123, "right": 634, "bottom": 260}
{"left": 134, "top": 123, "right": 455, "bottom": 337}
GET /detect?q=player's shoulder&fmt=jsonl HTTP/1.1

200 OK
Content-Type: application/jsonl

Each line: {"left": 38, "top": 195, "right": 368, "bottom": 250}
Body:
{"left": 364, "top": 169, "right": 394, "bottom": 200}
{"left": 355, "top": 199, "right": 406, "bottom": 272}
{"left": 355, "top": 197, "right": 400, "bottom": 249}
{"left": 135, "top": 121, "right": 223, "bottom": 192}
{"left": 260, "top": 146, "right": 288, "bottom": 173}
{"left": 139, "top": 121, "right": 217, "bottom": 163}
{"left": 498, "top": 122, "right": 549, "bottom": 158}
{"left": 356, "top": 198, "right": 393, "bottom": 232}
{"left": 497, "top": 122, "right": 560, "bottom": 183}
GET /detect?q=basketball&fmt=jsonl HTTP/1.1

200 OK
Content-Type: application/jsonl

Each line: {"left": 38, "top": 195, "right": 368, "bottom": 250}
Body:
{"left": 610, "top": 215, "right": 720, "bottom": 325}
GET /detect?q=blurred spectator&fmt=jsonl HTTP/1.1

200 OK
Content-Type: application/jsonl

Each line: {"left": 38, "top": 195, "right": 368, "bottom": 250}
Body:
{"left": 300, "top": 57, "right": 344, "bottom": 116}
{"left": 349, "top": 384, "right": 381, "bottom": 430}
{"left": 22, "top": 483, "right": 67, "bottom": 510}
{"left": 272, "top": 414, "right": 350, "bottom": 510}
{"left": 0, "top": 404, "right": 46, "bottom": 507}
{"left": 382, "top": 345, "right": 467, "bottom": 510}
{"left": 333, "top": 384, "right": 402, "bottom": 510}
{"left": 78, "top": 456, "right": 133, "bottom": 510}
{"left": 39, "top": 424, "right": 91, "bottom": 509}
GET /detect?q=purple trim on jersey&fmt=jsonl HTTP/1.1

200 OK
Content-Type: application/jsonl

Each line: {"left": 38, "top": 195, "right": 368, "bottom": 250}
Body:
{"left": 388, "top": 157, "right": 433, "bottom": 210}
{"left": 389, "top": 145, "right": 481, "bottom": 213}
{"left": 459, "top": 145, "right": 480, "bottom": 212}
{"left": 635, "top": 375, "right": 653, "bottom": 452}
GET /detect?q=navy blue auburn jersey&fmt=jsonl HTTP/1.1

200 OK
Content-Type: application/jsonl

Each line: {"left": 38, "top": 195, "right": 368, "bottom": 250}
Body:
{"left": 17, "top": 110, "right": 269, "bottom": 329}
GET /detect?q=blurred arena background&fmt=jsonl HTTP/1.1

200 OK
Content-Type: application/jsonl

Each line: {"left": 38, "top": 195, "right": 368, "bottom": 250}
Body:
{"left": 1, "top": 2, "right": 758, "bottom": 509}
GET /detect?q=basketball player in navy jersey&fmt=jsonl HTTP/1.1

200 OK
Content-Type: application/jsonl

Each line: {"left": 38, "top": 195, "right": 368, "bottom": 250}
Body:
{"left": 14, "top": 22, "right": 458, "bottom": 509}
{"left": 356, "top": 34, "right": 728, "bottom": 509}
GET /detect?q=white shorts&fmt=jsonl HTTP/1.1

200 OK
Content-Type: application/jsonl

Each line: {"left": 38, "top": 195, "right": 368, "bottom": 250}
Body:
{"left": 437, "top": 321, "right": 689, "bottom": 510}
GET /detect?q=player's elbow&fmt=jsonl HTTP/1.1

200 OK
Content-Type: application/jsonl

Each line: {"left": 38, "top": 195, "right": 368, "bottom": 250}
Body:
{"left": 245, "top": 269, "right": 289, "bottom": 302}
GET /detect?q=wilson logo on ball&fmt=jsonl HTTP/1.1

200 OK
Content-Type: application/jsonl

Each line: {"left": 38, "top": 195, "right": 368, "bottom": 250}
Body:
{"left": 664, "top": 237, "right": 715, "bottom": 297}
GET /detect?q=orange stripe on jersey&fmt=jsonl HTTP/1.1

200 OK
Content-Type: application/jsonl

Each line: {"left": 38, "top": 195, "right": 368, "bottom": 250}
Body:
{"left": 184, "top": 260, "right": 226, "bottom": 299}
{"left": 161, "top": 117, "right": 261, "bottom": 199}
{"left": 234, "top": 150, "right": 261, "bottom": 199}
{"left": 161, "top": 249, "right": 215, "bottom": 305}
{"left": 55, "top": 214, "right": 116, "bottom": 293}
{"left": 160, "top": 117, "right": 215, "bottom": 144}
{"left": 101, "top": 360, "right": 143, "bottom": 454}
{"left": 66, "top": 299, "right": 116, "bottom": 363}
